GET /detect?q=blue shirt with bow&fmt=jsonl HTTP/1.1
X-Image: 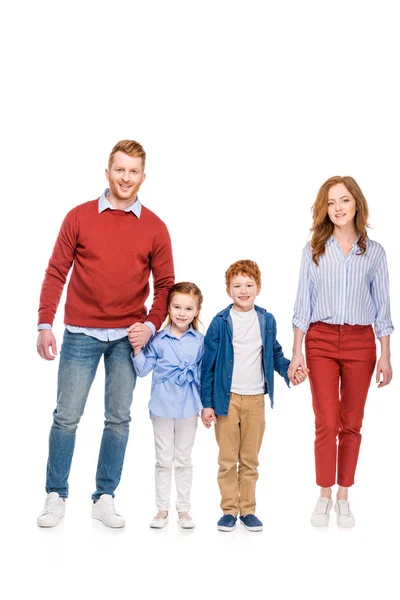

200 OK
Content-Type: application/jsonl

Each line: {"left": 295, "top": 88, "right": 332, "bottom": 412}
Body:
{"left": 132, "top": 324, "right": 204, "bottom": 418}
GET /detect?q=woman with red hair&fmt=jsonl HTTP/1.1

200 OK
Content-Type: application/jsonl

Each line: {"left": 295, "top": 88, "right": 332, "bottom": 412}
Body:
{"left": 289, "top": 176, "right": 393, "bottom": 528}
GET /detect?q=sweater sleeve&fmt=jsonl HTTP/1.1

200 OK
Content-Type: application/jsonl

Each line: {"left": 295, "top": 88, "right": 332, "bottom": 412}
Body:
{"left": 146, "top": 222, "right": 175, "bottom": 331}
{"left": 38, "top": 208, "right": 78, "bottom": 326}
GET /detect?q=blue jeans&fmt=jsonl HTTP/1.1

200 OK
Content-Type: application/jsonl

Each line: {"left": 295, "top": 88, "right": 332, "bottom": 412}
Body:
{"left": 46, "top": 330, "right": 136, "bottom": 499}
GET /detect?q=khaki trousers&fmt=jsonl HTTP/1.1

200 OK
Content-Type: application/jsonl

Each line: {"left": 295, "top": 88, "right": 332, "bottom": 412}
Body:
{"left": 215, "top": 392, "right": 265, "bottom": 516}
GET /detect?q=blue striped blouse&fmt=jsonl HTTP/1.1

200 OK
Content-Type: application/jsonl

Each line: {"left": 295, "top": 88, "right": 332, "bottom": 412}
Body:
{"left": 293, "top": 237, "right": 394, "bottom": 338}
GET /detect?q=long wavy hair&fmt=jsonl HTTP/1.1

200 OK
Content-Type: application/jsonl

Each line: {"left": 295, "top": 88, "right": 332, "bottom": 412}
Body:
{"left": 163, "top": 282, "right": 203, "bottom": 331}
{"left": 311, "top": 175, "right": 370, "bottom": 265}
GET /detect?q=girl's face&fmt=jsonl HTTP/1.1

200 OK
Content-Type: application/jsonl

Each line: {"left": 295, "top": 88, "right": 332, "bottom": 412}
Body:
{"left": 169, "top": 293, "right": 198, "bottom": 333}
{"left": 327, "top": 183, "right": 357, "bottom": 228}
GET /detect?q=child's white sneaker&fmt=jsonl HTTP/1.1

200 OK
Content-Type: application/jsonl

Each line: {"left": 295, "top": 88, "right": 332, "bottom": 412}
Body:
{"left": 150, "top": 510, "right": 169, "bottom": 529}
{"left": 334, "top": 499, "right": 355, "bottom": 528}
{"left": 92, "top": 494, "right": 125, "bottom": 528}
{"left": 178, "top": 512, "right": 195, "bottom": 529}
{"left": 37, "top": 492, "right": 65, "bottom": 527}
{"left": 310, "top": 497, "right": 333, "bottom": 527}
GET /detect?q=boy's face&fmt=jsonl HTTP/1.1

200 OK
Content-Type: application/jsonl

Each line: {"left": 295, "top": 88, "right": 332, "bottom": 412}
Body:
{"left": 227, "top": 274, "right": 260, "bottom": 312}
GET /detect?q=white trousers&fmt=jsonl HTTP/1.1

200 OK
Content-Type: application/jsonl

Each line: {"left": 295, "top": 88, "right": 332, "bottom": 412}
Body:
{"left": 151, "top": 415, "right": 198, "bottom": 512}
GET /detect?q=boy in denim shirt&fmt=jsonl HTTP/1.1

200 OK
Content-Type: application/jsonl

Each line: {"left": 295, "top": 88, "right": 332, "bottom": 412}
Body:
{"left": 201, "top": 260, "right": 307, "bottom": 531}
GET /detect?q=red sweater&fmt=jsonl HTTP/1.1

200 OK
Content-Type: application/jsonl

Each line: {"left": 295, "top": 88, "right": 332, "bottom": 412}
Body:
{"left": 38, "top": 199, "right": 175, "bottom": 330}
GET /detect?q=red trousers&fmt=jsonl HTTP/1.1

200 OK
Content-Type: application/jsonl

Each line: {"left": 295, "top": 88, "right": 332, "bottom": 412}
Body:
{"left": 305, "top": 322, "right": 376, "bottom": 487}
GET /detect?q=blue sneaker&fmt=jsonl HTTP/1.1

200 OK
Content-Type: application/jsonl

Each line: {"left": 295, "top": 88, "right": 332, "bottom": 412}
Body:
{"left": 239, "top": 514, "right": 263, "bottom": 531}
{"left": 217, "top": 514, "right": 237, "bottom": 531}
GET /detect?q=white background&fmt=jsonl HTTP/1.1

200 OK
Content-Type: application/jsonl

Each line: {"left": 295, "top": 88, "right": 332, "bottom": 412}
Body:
{"left": 1, "top": 1, "right": 399, "bottom": 599}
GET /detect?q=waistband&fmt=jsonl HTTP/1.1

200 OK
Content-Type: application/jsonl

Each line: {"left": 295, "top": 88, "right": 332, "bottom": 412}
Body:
{"left": 309, "top": 322, "right": 373, "bottom": 333}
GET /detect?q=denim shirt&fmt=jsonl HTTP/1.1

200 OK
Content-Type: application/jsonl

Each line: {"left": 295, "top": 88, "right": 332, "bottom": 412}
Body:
{"left": 132, "top": 324, "right": 204, "bottom": 419}
{"left": 201, "top": 304, "right": 290, "bottom": 415}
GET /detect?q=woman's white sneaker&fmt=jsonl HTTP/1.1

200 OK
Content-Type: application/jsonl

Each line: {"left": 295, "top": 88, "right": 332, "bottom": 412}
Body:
{"left": 37, "top": 492, "right": 66, "bottom": 527}
{"left": 334, "top": 499, "right": 355, "bottom": 528}
{"left": 92, "top": 494, "right": 126, "bottom": 528}
{"left": 310, "top": 497, "right": 333, "bottom": 527}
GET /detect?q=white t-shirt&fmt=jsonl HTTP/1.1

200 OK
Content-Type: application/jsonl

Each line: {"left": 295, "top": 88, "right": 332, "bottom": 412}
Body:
{"left": 230, "top": 308, "right": 265, "bottom": 395}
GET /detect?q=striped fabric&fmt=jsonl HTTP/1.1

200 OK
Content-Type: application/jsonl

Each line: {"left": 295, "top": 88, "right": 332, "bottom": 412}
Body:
{"left": 293, "top": 237, "right": 394, "bottom": 338}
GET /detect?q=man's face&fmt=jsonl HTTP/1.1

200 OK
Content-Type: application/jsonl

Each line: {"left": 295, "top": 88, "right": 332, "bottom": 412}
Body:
{"left": 106, "top": 151, "right": 146, "bottom": 204}
{"left": 227, "top": 274, "right": 260, "bottom": 312}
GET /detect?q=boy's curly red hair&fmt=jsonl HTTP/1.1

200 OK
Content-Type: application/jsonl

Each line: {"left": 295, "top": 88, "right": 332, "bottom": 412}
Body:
{"left": 225, "top": 260, "right": 261, "bottom": 288}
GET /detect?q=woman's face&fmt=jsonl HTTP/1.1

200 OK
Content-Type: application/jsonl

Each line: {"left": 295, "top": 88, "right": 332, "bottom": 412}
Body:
{"left": 327, "top": 183, "right": 356, "bottom": 228}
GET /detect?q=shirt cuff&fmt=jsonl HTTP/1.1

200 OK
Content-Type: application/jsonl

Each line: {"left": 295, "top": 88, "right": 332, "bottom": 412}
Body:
{"left": 131, "top": 349, "right": 146, "bottom": 369}
{"left": 144, "top": 321, "right": 156, "bottom": 337}
{"left": 38, "top": 323, "right": 52, "bottom": 331}
{"left": 375, "top": 325, "right": 394, "bottom": 338}
{"left": 292, "top": 317, "right": 309, "bottom": 333}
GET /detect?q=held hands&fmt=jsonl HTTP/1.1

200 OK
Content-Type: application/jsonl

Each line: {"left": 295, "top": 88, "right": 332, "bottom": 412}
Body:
{"left": 127, "top": 322, "right": 152, "bottom": 351}
{"left": 37, "top": 330, "right": 58, "bottom": 361}
{"left": 201, "top": 408, "right": 217, "bottom": 428}
{"left": 288, "top": 352, "right": 310, "bottom": 386}
{"left": 376, "top": 356, "right": 393, "bottom": 388}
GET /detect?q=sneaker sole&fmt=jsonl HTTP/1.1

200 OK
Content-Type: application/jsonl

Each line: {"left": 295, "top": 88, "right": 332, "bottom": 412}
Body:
{"left": 310, "top": 518, "right": 329, "bottom": 527}
{"left": 178, "top": 521, "right": 195, "bottom": 529}
{"left": 92, "top": 515, "right": 125, "bottom": 528}
{"left": 37, "top": 515, "right": 64, "bottom": 528}
{"left": 336, "top": 519, "right": 355, "bottom": 528}
{"left": 217, "top": 524, "right": 236, "bottom": 532}
{"left": 240, "top": 521, "right": 263, "bottom": 532}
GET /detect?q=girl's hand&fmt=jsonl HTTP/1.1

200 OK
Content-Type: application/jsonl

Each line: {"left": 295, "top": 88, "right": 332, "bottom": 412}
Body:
{"left": 133, "top": 346, "right": 142, "bottom": 356}
{"left": 201, "top": 408, "right": 217, "bottom": 428}
{"left": 376, "top": 356, "right": 393, "bottom": 388}
{"left": 288, "top": 352, "right": 309, "bottom": 385}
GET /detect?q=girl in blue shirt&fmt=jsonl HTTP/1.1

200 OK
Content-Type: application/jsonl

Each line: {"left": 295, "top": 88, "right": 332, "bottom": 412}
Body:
{"left": 132, "top": 282, "right": 204, "bottom": 530}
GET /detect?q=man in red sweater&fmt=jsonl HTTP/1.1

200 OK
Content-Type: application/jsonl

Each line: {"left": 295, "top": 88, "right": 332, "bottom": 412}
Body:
{"left": 36, "top": 140, "right": 174, "bottom": 528}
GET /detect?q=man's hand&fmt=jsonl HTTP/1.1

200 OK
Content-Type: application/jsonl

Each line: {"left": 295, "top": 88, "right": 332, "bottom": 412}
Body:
{"left": 37, "top": 330, "right": 58, "bottom": 361}
{"left": 201, "top": 408, "right": 217, "bottom": 428}
{"left": 376, "top": 356, "right": 393, "bottom": 388}
{"left": 127, "top": 322, "right": 153, "bottom": 349}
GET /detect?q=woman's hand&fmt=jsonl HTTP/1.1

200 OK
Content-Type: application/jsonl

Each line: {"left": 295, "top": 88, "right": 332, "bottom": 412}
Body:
{"left": 288, "top": 352, "right": 309, "bottom": 385}
{"left": 376, "top": 356, "right": 393, "bottom": 388}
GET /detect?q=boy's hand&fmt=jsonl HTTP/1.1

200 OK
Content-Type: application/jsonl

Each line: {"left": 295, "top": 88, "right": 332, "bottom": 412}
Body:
{"left": 288, "top": 352, "right": 309, "bottom": 385}
{"left": 133, "top": 346, "right": 142, "bottom": 356}
{"left": 201, "top": 408, "right": 217, "bottom": 428}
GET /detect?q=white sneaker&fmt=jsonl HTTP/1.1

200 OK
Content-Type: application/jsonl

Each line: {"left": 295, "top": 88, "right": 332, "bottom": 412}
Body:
{"left": 310, "top": 497, "right": 333, "bottom": 527}
{"left": 178, "top": 512, "right": 195, "bottom": 529}
{"left": 37, "top": 492, "right": 65, "bottom": 528}
{"left": 334, "top": 499, "right": 355, "bottom": 528}
{"left": 149, "top": 510, "right": 169, "bottom": 529}
{"left": 92, "top": 494, "right": 125, "bottom": 528}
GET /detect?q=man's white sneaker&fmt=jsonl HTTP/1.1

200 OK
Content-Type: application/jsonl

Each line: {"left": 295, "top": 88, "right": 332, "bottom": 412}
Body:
{"left": 92, "top": 494, "right": 126, "bottom": 528}
{"left": 310, "top": 497, "right": 333, "bottom": 527}
{"left": 37, "top": 492, "right": 66, "bottom": 528}
{"left": 149, "top": 510, "right": 169, "bottom": 529}
{"left": 334, "top": 499, "right": 355, "bottom": 528}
